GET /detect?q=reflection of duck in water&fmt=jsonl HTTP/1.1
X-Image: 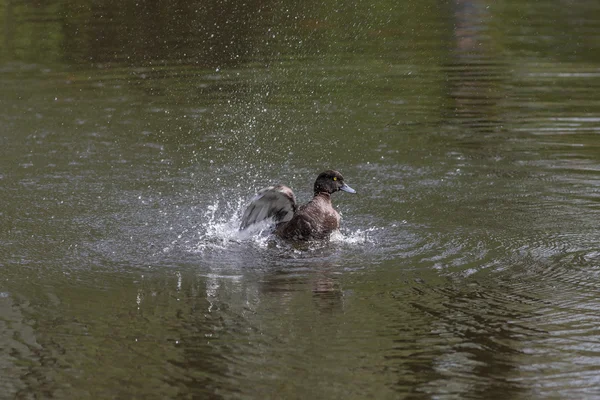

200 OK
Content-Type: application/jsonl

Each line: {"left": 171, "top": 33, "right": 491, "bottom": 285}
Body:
{"left": 240, "top": 170, "right": 356, "bottom": 241}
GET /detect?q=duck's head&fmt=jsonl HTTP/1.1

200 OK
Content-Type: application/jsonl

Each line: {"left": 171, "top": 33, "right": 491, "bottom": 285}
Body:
{"left": 314, "top": 170, "right": 356, "bottom": 195}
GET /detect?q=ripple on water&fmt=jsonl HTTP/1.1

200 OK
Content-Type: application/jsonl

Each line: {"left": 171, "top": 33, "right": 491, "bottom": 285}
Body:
{"left": 371, "top": 254, "right": 600, "bottom": 397}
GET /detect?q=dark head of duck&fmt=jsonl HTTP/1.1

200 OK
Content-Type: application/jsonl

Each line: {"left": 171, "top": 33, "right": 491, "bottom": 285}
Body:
{"left": 313, "top": 170, "right": 356, "bottom": 196}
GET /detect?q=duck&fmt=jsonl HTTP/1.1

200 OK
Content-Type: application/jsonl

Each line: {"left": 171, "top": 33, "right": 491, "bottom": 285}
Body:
{"left": 239, "top": 170, "right": 356, "bottom": 241}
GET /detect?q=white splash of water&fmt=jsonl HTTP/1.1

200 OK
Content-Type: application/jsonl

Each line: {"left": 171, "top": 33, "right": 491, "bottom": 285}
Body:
{"left": 193, "top": 198, "right": 273, "bottom": 252}
{"left": 331, "top": 227, "right": 380, "bottom": 245}
{"left": 191, "top": 198, "right": 377, "bottom": 252}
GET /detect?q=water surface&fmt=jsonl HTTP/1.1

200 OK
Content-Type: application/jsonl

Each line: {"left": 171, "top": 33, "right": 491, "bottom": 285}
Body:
{"left": 2, "top": 0, "right": 600, "bottom": 398}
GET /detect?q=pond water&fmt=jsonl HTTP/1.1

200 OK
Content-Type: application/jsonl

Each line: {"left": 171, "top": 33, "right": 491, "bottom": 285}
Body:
{"left": 2, "top": 0, "right": 600, "bottom": 398}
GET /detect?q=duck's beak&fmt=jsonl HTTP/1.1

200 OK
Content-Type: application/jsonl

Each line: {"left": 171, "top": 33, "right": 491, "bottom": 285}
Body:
{"left": 340, "top": 183, "right": 356, "bottom": 193}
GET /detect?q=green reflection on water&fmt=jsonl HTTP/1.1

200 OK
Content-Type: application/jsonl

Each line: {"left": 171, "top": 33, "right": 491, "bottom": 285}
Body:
{"left": 3, "top": 1, "right": 600, "bottom": 399}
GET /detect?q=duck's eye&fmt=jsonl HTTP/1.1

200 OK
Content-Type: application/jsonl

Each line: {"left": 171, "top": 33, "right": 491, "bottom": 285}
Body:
{"left": 333, "top": 177, "right": 337, "bottom": 181}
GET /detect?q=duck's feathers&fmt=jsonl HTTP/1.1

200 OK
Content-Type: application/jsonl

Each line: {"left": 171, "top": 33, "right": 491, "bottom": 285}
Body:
{"left": 239, "top": 185, "right": 297, "bottom": 230}
{"left": 276, "top": 194, "right": 340, "bottom": 240}
{"left": 239, "top": 170, "right": 354, "bottom": 240}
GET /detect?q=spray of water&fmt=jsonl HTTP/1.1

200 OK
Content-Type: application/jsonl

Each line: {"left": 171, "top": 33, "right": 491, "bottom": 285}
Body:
{"left": 189, "top": 195, "right": 377, "bottom": 254}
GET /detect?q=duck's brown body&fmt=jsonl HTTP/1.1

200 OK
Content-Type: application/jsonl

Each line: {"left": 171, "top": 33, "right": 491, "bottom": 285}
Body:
{"left": 276, "top": 193, "right": 341, "bottom": 241}
{"left": 239, "top": 170, "right": 355, "bottom": 241}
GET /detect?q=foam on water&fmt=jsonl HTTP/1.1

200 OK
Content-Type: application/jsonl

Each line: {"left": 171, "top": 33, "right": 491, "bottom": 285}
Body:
{"left": 331, "top": 227, "right": 381, "bottom": 245}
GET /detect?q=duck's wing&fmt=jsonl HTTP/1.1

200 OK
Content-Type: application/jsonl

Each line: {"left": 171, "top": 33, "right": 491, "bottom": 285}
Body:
{"left": 239, "top": 185, "right": 297, "bottom": 230}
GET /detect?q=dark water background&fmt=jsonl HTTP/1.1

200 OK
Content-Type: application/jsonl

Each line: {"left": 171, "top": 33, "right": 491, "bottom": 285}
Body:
{"left": 2, "top": 0, "right": 600, "bottom": 398}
